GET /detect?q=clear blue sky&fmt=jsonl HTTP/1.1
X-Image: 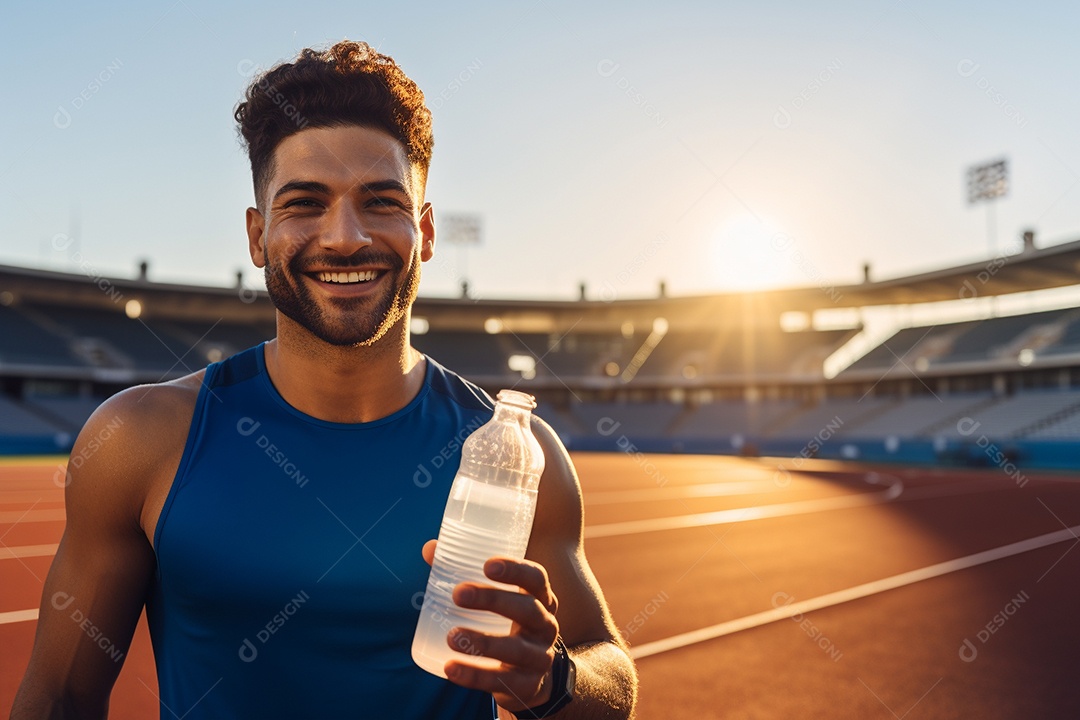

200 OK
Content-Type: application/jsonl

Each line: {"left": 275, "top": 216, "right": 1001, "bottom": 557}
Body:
{"left": 2, "top": 1, "right": 1078, "bottom": 301}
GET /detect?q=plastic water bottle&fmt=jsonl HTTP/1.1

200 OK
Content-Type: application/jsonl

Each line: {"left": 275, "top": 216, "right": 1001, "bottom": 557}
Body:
{"left": 412, "top": 389, "right": 545, "bottom": 677}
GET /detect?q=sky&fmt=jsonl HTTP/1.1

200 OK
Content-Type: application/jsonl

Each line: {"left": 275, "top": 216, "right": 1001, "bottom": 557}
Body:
{"left": 2, "top": 1, "right": 1079, "bottom": 304}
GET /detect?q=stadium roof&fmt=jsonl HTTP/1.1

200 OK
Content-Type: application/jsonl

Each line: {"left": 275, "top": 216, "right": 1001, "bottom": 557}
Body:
{"left": 785, "top": 236, "right": 1080, "bottom": 310}
{"left": 2, "top": 236, "right": 1079, "bottom": 325}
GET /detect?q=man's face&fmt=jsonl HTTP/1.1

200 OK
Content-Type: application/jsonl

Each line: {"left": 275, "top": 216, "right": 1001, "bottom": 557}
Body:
{"left": 246, "top": 125, "right": 434, "bottom": 347}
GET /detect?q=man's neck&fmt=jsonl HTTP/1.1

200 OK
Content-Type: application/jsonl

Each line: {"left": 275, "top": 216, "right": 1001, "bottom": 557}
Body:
{"left": 263, "top": 317, "right": 426, "bottom": 424}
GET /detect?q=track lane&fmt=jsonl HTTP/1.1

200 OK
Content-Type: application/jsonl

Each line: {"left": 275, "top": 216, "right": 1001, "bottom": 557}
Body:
{"left": 3, "top": 454, "right": 1080, "bottom": 719}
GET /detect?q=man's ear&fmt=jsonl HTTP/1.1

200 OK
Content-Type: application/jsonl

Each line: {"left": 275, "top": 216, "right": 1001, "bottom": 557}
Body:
{"left": 419, "top": 202, "right": 435, "bottom": 262}
{"left": 246, "top": 207, "right": 266, "bottom": 268}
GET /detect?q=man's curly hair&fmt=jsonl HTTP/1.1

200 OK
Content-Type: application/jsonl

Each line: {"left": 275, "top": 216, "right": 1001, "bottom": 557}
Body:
{"left": 235, "top": 40, "right": 433, "bottom": 210}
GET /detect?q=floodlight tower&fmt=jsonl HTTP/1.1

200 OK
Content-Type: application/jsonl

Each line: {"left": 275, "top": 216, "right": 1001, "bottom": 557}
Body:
{"left": 966, "top": 158, "right": 1008, "bottom": 256}
{"left": 440, "top": 212, "right": 483, "bottom": 298}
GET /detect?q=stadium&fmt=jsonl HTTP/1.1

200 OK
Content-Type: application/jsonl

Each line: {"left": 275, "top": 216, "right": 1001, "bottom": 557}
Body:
{"left": 4, "top": 233, "right": 1080, "bottom": 466}
{"left": 3, "top": 233, "right": 1080, "bottom": 717}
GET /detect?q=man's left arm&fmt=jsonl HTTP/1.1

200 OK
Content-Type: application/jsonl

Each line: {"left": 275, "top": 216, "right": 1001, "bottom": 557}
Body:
{"left": 443, "top": 417, "right": 638, "bottom": 718}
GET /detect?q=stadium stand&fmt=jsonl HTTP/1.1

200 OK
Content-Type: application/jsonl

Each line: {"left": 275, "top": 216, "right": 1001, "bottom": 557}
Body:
{"left": 843, "top": 308, "right": 1080, "bottom": 374}
{"left": 26, "top": 303, "right": 196, "bottom": 373}
{"left": 943, "top": 308, "right": 1071, "bottom": 364}
{"left": 1039, "top": 312, "right": 1080, "bottom": 357}
{"left": 570, "top": 400, "right": 684, "bottom": 439}
{"left": 24, "top": 396, "right": 107, "bottom": 434}
{"left": 1027, "top": 405, "right": 1080, "bottom": 439}
{"left": 0, "top": 303, "right": 88, "bottom": 369}
{"left": 837, "top": 393, "right": 994, "bottom": 439}
{"left": 764, "top": 396, "right": 895, "bottom": 439}
{"left": 0, "top": 396, "right": 67, "bottom": 437}
{"left": 931, "top": 389, "right": 1080, "bottom": 440}
{"left": 4, "top": 234, "right": 1080, "bottom": 468}
{"left": 666, "top": 399, "right": 801, "bottom": 438}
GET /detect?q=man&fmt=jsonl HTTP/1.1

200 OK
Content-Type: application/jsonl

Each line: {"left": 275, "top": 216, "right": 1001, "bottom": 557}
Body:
{"left": 11, "top": 41, "right": 637, "bottom": 719}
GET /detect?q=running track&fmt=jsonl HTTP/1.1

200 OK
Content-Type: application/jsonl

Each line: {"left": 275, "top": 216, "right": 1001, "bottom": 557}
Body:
{"left": 3, "top": 453, "right": 1079, "bottom": 718}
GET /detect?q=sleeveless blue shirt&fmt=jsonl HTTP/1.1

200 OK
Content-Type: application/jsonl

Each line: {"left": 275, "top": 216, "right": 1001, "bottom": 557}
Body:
{"left": 147, "top": 344, "right": 496, "bottom": 719}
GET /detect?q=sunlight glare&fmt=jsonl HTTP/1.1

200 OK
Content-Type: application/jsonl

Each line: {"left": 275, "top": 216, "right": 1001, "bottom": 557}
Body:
{"left": 709, "top": 215, "right": 801, "bottom": 292}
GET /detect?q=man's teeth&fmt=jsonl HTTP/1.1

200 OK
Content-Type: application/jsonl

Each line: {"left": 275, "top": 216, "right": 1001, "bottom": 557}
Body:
{"left": 317, "top": 270, "right": 379, "bottom": 284}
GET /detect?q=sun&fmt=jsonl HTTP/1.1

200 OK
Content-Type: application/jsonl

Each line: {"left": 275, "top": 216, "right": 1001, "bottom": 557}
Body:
{"left": 709, "top": 215, "right": 802, "bottom": 292}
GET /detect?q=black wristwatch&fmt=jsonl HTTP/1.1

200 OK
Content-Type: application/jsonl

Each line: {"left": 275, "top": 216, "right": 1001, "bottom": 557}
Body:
{"left": 514, "top": 637, "right": 577, "bottom": 719}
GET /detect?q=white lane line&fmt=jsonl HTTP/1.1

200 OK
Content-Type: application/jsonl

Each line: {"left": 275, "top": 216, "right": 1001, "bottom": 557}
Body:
{"left": 0, "top": 609, "right": 39, "bottom": 625}
{"left": 0, "top": 509, "right": 65, "bottom": 524}
{"left": 630, "top": 522, "right": 1080, "bottom": 660}
{"left": 585, "top": 476, "right": 904, "bottom": 539}
{"left": 586, "top": 481, "right": 781, "bottom": 505}
{"left": 0, "top": 543, "right": 59, "bottom": 560}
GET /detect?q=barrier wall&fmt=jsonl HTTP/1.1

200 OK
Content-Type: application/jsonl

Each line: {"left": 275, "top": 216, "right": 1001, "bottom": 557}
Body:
{"left": 563, "top": 432, "right": 1080, "bottom": 472}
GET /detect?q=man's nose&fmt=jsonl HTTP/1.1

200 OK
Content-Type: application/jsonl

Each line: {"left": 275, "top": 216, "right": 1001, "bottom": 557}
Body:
{"left": 320, "top": 199, "right": 373, "bottom": 252}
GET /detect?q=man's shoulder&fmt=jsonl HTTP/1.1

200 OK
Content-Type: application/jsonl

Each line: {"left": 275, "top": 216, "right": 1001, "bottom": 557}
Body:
{"left": 64, "top": 369, "right": 208, "bottom": 534}
{"left": 422, "top": 354, "right": 494, "bottom": 413}
{"left": 76, "top": 369, "right": 207, "bottom": 468}
{"left": 94, "top": 369, "right": 206, "bottom": 431}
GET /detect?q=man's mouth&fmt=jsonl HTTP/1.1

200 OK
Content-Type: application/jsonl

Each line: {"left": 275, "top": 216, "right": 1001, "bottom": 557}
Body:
{"left": 315, "top": 270, "right": 382, "bottom": 284}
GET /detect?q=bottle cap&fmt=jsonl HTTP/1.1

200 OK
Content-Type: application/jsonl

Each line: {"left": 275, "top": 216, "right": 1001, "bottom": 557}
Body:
{"left": 496, "top": 389, "right": 537, "bottom": 410}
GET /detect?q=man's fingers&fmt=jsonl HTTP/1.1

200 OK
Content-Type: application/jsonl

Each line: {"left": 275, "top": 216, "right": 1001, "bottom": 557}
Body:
{"left": 452, "top": 584, "right": 558, "bottom": 644}
{"left": 421, "top": 539, "right": 437, "bottom": 566}
{"left": 443, "top": 661, "right": 549, "bottom": 711}
{"left": 447, "top": 628, "right": 551, "bottom": 672}
{"left": 484, "top": 558, "right": 558, "bottom": 615}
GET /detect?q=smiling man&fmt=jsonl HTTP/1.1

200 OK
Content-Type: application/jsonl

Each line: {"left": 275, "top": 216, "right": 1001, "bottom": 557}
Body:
{"left": 12, "top": 41, "right": 637, "bottom": 719}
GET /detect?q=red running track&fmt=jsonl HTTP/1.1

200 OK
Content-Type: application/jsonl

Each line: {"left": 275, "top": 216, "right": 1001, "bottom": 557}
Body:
{"left": 3, "top": 454, "right": 1080, "bottom": 718}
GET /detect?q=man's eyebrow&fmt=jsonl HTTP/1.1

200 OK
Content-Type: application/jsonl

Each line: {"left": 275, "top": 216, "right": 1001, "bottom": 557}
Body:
{"left": 360, "top": 179, "right": 411, "bottom": 195}
{"left": 272, "top": 179, "right": 412, "bottom": 202}
{"left": 273, "top": 180, "right": 331, "bottom": 202}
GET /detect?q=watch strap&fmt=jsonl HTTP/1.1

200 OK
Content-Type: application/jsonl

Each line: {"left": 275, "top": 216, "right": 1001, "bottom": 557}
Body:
{"left": 513, "top": 637, "right": 576, "bottom": 719}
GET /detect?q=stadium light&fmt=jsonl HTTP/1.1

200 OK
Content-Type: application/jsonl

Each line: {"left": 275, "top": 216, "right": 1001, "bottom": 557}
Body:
{"left": 441, "top": 212, "right": 483, "bottom": 289}
{"left": 967, "top": 158, "right": 1008, "bottom": 255}
{"left": 508, "top": 354, "right": 536, "bottom": 380}
{"left": 410, "top": 317, "right": 430, "bottom": 335}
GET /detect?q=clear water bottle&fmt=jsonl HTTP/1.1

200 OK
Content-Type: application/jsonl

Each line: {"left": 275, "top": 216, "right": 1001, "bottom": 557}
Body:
{"left": 412, "top": 389, "right": 545, "bottom": 677}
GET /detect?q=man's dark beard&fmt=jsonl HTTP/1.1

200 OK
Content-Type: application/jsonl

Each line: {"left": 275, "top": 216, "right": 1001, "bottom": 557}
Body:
{"left": 264, "top": 249, "right": 421, "bottom": 347}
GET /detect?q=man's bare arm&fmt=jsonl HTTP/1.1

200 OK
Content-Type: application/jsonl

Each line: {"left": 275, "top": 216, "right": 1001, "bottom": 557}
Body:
{"left": 10, "top": 379, "right": 198, "bottom": 719}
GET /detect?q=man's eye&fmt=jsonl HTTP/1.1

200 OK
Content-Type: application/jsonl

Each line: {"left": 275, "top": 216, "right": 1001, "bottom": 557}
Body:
{"left": 285, "top": 198, "right": 320, "bottom": 208}
{"left": 368, "top": 196, "right": 404, "bottom": 209}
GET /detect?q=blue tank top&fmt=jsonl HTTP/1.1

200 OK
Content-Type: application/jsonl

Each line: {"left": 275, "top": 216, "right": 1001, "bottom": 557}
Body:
{"left": 147, "top": 344, "right": 496, "bottom": 719}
